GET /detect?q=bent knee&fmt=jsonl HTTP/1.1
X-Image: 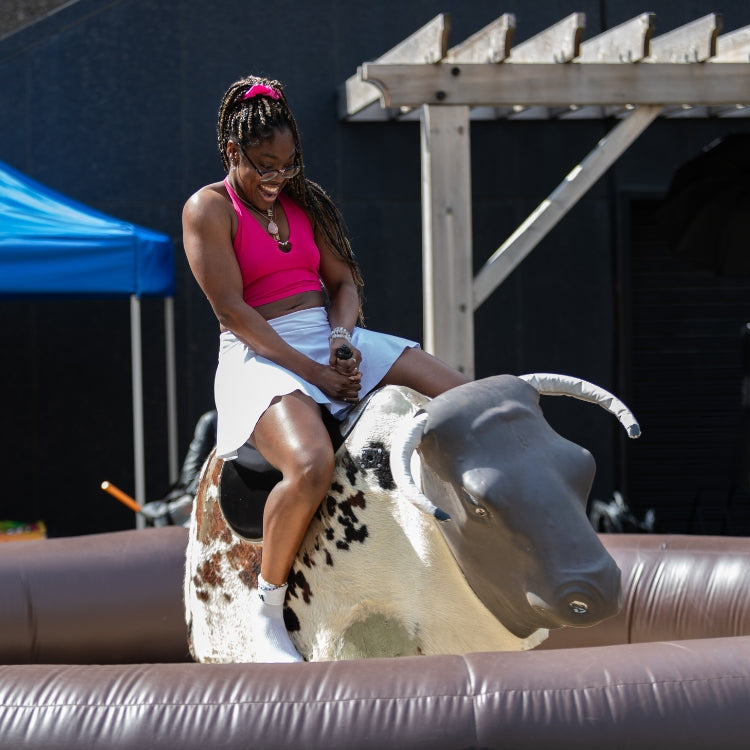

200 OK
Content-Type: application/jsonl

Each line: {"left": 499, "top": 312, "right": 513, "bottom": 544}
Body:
{"left": 287, "top": 445, "right": 335, "bottom": 493}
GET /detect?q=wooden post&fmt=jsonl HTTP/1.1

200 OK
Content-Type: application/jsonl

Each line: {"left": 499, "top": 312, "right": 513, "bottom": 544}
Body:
{"left": 420, "top": 104, "right": 474, "bottom": 377}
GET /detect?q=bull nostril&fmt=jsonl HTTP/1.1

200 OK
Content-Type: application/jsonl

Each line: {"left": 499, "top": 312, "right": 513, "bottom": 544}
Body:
{"left": 568, "top": 600, "right": 589, "bottom": 615}
{"left": 526, "top": 588, "right": 612, "bottom": 627}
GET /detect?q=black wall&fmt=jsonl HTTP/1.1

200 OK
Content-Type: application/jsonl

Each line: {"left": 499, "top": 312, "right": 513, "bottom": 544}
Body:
{"left": 1, "top": 0, "right": 749, "bottom": 536}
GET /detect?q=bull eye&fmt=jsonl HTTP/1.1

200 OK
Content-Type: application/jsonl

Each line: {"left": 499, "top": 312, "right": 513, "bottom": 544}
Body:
{"left": 474, "top": 507, "right": 487, "bottom": 517}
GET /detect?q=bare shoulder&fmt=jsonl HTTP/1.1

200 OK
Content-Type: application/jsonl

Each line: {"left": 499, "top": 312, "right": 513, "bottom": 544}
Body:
{"left": 183, "top": 180, "right": 232, "bottom": 222}
{"left": 182, "top": 180, "right": 238, "bottom": 268}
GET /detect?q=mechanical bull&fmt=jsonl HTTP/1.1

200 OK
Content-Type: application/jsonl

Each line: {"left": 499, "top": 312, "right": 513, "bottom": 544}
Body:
{"left": 185, "top": 373, "right": 640, "bottom": 662}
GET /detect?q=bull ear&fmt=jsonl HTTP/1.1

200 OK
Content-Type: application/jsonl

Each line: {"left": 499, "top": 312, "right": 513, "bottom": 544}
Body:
{"left": 389, "top": 412, "right": 451, "bottom": 522}
{"left": 519, "top": 373, "right": 641, "bottom": 438}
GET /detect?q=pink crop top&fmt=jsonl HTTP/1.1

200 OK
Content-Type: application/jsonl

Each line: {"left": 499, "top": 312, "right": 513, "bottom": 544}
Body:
{"left": 224, "top": 179, "right": 322, "bottom": 306}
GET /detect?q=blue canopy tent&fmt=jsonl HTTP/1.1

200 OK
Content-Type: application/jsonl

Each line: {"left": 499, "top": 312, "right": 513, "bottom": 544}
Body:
{"left": 0, "top": 159, "right": 178, "bottom": 519}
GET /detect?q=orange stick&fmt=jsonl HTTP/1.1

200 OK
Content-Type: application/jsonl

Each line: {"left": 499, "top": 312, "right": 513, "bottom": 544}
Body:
{"left": 100, "top": 481, "right": 142, "bottom": 513}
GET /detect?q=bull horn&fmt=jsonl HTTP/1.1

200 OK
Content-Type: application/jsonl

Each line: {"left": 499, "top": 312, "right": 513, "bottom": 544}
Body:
{"left": 389, "top": 412, "right": 451, "bottom": 522}
{"left": 519, "top": 373, "right": 641, "bottom": 438}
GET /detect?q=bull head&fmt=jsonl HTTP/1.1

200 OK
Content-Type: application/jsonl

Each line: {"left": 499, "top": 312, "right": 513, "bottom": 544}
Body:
{"left": 389, "top": 373, "right": 640, "bottom": 638}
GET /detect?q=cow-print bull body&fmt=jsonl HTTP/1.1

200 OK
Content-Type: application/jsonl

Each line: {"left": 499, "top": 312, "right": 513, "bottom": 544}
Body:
{"left": 185, "top": 385, "right": 548, "bottom": 663}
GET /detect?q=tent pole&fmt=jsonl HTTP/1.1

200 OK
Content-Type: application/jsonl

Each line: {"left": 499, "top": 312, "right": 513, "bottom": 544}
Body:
{"left": 164, "top": 296, "right": 179, "bottom": 482}
{"left": 130, "top": 295, "right": 146, "bottom": 529}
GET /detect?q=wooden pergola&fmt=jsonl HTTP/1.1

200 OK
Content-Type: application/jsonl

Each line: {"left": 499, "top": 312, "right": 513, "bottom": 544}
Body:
{"left": 340, "top": 11, "right": 750, "bottom": 377}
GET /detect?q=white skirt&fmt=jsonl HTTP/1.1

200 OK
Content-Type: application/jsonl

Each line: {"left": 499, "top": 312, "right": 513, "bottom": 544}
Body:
{"left": 214, "top": 307, "right": 418, "bottom": 460}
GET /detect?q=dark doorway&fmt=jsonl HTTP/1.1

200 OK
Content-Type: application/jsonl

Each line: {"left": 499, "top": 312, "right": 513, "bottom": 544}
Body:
{"left": 625, "top": 197, "right": 750, "bottom": 534}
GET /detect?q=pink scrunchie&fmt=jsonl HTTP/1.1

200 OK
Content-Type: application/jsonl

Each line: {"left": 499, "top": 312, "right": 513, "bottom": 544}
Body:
{"left": 243, "top": 84, "right": 280, "bottom": 100}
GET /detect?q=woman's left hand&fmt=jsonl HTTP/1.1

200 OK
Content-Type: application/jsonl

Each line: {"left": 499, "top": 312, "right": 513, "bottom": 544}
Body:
{"left": 329, "top": 341, "right": 363, "bottom": 396}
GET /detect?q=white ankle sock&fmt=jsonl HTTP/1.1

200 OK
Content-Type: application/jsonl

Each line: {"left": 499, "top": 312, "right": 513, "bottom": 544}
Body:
{"left": 256, "top": 574, "right": 303, "bottom": 663}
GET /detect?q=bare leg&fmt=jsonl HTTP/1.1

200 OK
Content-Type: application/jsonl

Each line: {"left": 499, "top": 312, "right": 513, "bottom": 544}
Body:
{"left": 378, "top": 347, "right": 469, "bottom": 398}
{"left": 252, "top": 390, "right": 335, "bottom": 585}
{"left": 248, "top": 391, "right": 334, "bottom": 663}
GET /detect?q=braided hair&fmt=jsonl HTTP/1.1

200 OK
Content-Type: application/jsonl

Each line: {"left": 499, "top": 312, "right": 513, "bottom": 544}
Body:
{"left": 217, "top": 74, "right": 365, "bottom": 322}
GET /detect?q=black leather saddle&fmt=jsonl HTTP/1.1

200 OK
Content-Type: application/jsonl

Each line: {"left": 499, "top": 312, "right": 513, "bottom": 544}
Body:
{"left": 218, "top": 405, "right": 348, "bottom": 541}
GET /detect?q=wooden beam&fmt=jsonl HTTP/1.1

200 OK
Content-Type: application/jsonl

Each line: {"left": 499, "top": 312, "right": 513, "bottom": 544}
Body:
{"left": 645, "top": 13, "right": 721, "bottom": 63}
{"left": 454, "top": 12, "right": 582, "bottom": 120}
{"left": 361, "top": 62, "right": 750, "bottom": 108}
{"left": 339, "top": 14, "right": 450, "bottom": 119}
{"left": 420, "top": 105, "right": 474, "bottom": 376}
{"left": 446, "top": 13, "right": 515, "bottom": 63}
{"left": 709, "top": 28, "right": 750, "bottom": 116}
{"left": 561, "top": 14, "right": 656, "bottom": 119}
{"left": 714, "top": 105, "right": 750, "bottom": 118}
{"left": 663, "top": 105, "right": 711, "bottom": 119}
{"left": 557, "top": 104, "right": 606, "bottom": 119}
{"left": 506, "top": 12, "right": 586, "bottom": 63}
{"left": 712, "top": 24, "right": 750, "bottom": 62}
{"left": 399, "top": 15, "right": 517, "bottom": 122}
{"left": 577, "top": 13, "right": 655, "bottom": 63}
{"left": 472, "top": 105, "right": 663, "bottom": 309}
{"left": 444, "top": 14, "right": 515, "bottom": 120}
{"left": 646, "top": 14, "right": 723, "bottom": 117}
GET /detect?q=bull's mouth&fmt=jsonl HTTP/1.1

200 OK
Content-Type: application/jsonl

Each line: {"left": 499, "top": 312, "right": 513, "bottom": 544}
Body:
{"left": 474, "top": 586, "right": 560, "bottom": 638}
{"left": 495, "top": 603, "right": 553, "bottom": 639}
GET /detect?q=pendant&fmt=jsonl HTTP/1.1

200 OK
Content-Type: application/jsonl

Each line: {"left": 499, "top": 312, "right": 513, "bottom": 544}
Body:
{"left": 267, "top": 220, "right": 279, "bottom": 235}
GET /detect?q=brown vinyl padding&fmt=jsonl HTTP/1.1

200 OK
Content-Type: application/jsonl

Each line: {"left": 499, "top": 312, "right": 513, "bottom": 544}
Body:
{"left": 0, "top": 526, "right": 191, "bottom": 664}
{"left": 540, "top": 533, "right": 750, "bottom": 648}
{"left": 1, "top": 528, "right": 749, "bottom": 749}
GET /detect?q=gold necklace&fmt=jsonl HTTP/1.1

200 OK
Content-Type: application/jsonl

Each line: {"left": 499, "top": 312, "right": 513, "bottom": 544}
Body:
{"left": 231, "top": 183, "right": 292, "bottom": 252}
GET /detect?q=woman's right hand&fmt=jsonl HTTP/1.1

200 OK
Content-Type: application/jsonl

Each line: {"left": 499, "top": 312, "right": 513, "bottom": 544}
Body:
{"left": 314, "top": 362, "right": 362, "bottom": 405}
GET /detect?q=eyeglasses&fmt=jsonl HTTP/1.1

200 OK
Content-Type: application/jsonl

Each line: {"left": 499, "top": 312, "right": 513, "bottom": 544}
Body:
{"left": 240, "top": 146, "right": 301, "bottom": 183}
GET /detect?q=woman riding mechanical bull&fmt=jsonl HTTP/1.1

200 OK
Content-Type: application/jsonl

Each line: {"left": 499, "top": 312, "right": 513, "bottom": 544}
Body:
{"left": 183, "top": 74, "right": 468, "bottom": 663}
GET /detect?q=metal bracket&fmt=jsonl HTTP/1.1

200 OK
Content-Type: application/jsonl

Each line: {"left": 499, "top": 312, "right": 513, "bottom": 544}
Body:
{"left": 360, "top": 447, "right": 384, "bottom": 469}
